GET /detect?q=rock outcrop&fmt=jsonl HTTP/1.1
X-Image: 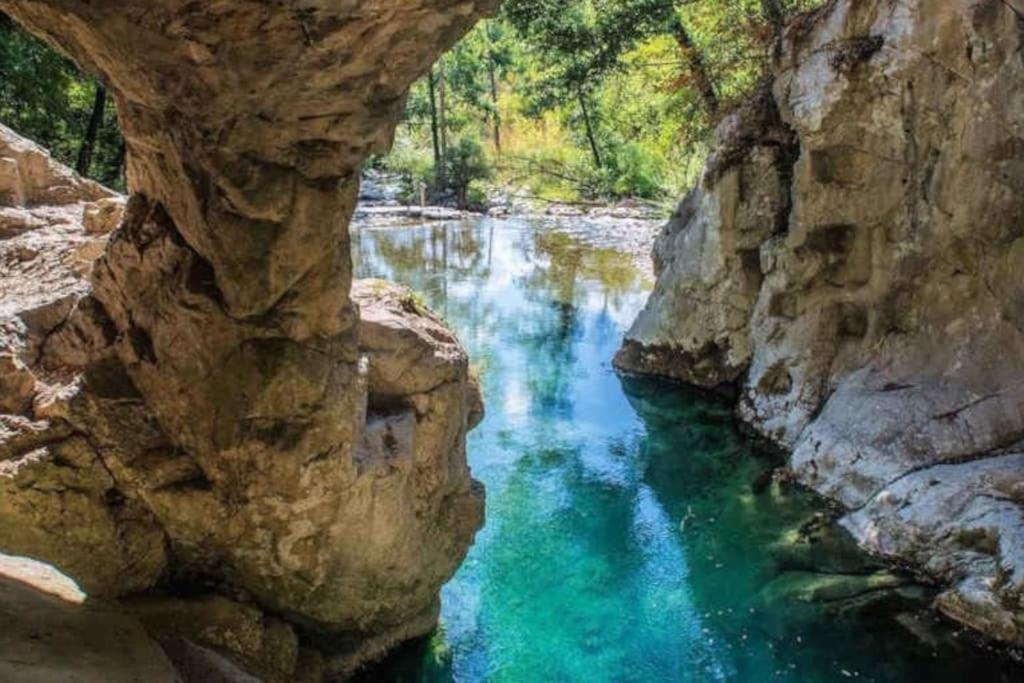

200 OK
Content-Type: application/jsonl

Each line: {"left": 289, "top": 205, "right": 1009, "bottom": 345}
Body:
{"left": 0, "top": 553, "right": 183, "bottom": 683}
{"left": 618, "top": 0, "right": 1024, "bottom": 646}
{"left": 0, "top": 0, "right": 492, "bottom": 677}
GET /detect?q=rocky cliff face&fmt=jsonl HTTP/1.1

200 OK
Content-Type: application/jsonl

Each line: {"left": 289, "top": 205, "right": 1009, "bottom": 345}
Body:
{"left": 0, "top": 0, "right": 494, "bottom": 679}
{"left": 618, "top": 0, "right": 1024, "bottom": 646}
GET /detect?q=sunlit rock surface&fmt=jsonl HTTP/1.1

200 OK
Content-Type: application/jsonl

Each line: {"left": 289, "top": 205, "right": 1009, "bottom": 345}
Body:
{"left": 0, "top": 0, "right": 494, "bottom": 676}
{"left": 618, "top": 0, "right": 1024, "bottom": 645}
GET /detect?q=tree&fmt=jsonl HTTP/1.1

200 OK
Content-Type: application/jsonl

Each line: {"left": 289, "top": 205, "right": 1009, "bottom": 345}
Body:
{"left": 670, "top": 16, "right": 719, "bottom": 115}
{"left": 503, "top": 0, "right": 617, "bottom": 170}
{"left": 576, "top": 92, "right": 603, "bottom": 168}
{"left": 440, "top": 137, "right": 493, "bottom": 209}
{"left": 485, "top": 22, "right": 503, "bottom": 153}
{"left": 761, "top": 0, "right": 787, "bottom": 56}
{"left": 438, "top": 56, "right": 448, "bottom": 159}
{"left": 380, "top": 0, "right": 827, "bottom": 201}
{"left": 76, "top": 83, "right": 106, "bottom": 175}
{"left": 427, "top": 67, "right": 442, "bottom": 169}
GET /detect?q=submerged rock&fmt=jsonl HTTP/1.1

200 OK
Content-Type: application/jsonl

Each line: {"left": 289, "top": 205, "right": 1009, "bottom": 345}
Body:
{"left": 770, "top": 513, "right": 883, "bottom": 576}
{"left": 759, "top": 570, "right": 919, "bottom": 608}
{"left": 618, "top": 0, "right": 1024, "bottom": 646}
{"left": 0, "top": 0, "right": 493, "bottom": 675}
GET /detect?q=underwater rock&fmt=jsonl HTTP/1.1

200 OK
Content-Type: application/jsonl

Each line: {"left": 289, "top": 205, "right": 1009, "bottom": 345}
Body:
{"left": 618, "top": 0, "right": 1024, "bottom": 645}
{"left": 844, "top": 453, "right": 1024, "bottom": 646}
{"left": 760, "top": 570, "right": 915, "bottom": 606}
{"left": 770, "top": 514, "right": 883, "bottom": 576}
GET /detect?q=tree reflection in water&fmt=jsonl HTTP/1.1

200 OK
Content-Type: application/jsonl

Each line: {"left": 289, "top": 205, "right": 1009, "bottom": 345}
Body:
{"left": 352, "top": 218, "right": 1023, "bottom": 683}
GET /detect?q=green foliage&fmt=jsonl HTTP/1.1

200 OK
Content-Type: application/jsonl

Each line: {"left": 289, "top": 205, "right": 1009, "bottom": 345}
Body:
{"left": 0, "top": 13, "right": 125, "bottom": 189}
{"left": 465, "top": 181, "right": 490, "bottom": 213}
{"left": 502, "top": 147, "right": 588, "bottom": 203}
{"left": 383, "top": 1, "right": 826, "bottom": 202}
{"left": 438, "top": 137, "right": 494, "bottom": 211}
{"left": 605, "top": 142, "right": 664, "bottom": 199}
{"left": 381, "top": 134, "right": 494, "bottom": 211}
{"left": 1, "top": 3, "right": 827, "bottom": 204}
{"left": 385, "top": 138, "right": 436, "bottom": 205}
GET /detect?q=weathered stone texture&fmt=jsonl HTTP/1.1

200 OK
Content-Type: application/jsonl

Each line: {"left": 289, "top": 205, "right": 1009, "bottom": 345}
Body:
{"left": 0, "top": 0, "right": 494, "bottom": 677}
{"left": 618, "top": 0, "right": 1024, "bottom": 646}
{"left": 0, "top": 554, "right": 183, "bottom": 683}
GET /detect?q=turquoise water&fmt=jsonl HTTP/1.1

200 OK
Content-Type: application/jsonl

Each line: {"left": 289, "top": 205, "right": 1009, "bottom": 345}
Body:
{"left": 353, "top": 219, "right": 1021, "bottom": 683}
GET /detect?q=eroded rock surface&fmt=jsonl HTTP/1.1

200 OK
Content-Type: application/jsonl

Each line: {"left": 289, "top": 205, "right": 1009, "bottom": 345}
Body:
{"left": 0, "top": 553, "right": 183, "bottom": 683}
{"left": 618, "top": 0, "right": 1024, "bottom": 646}
{"left": 0, "top": 0, "right": 492, "bottom": 677}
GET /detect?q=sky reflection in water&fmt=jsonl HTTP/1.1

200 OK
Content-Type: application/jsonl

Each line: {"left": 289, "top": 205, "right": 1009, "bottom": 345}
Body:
{"left": 353, "top": 218, "right": 1021, "bottom": 683}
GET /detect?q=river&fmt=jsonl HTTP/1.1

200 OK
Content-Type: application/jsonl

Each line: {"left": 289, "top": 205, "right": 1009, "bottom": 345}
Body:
{"left": 352, "top": 216, "right": 1021, "bottom": 682}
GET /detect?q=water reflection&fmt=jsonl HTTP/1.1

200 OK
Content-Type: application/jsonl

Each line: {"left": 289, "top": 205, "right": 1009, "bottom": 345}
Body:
{"left": 353, "top": 218, "right": 1021, "bottom": 683}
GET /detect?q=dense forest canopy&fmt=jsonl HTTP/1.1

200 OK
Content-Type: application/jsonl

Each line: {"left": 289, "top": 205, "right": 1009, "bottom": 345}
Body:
{"left": 386, "top": 0, "right": 825, "bottom": 207}
{"left": 0, "top": 0, "right": 824, "bottom": 204}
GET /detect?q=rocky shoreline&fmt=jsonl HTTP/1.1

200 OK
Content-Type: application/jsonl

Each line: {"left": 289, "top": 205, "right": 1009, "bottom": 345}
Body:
{"left": 357, "top": 168, "right": 667, "bottom": 224}
{"left": 616, "top": 0, "right": 1024, "bottom": 648}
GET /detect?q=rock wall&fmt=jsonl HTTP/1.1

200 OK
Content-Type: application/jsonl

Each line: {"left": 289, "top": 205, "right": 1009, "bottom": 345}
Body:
{"left": 618, "top": 0, "right": 1024, "bottom": 646}
{"left": 0, "top": 0, "right": 494, "bottom": 678}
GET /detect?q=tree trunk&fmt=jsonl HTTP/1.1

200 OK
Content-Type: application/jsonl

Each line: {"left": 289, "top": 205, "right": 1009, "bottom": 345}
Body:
{"left": 761, "top": 0, "right": 786, "bottom": 57}
{"left": 488, "top": 54, "right": 501, "bottom": 154}
{"left": 438, "top": 58, "right": 448, "bottom": 160}
{"left": 427, "top": 68, "right": 442, "bottom": 169}
{"left": 109, "top": 138, "right": 126, "bottom": 189}
{"left": 76, "top": 84, "right": 106, "bottom": 176}
{"left": 577, "top": 92, "right": 602, "bottom": 169}
{"left": 671, "top": 18, "right": 719, "bottom": 116}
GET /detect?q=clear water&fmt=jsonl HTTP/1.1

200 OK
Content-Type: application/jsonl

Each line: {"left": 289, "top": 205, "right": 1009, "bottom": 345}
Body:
{"left": 352, "top": 218, "right": 1021, "bottom": 683}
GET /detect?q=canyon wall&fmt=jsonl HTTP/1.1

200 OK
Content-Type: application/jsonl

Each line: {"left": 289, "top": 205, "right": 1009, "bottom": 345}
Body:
{"left": 0, "top": 1, "right": 495, "bottom": 679}
{"left": 618, "top": 0, "right": 1024, "bottom": 646}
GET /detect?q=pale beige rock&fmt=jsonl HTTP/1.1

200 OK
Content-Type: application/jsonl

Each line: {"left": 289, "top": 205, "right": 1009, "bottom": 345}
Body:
{"left": 0, "top": 352, "right": 35, "bottom": 414}
{"left": 0, "top": 126, "right": 108, "bottom": 207}
{"left": 0, "top": 1, "right": 494, "bottom": 676}
{"left": 616, "top": 89, "right": 795, "bottom": 389}
{"left": 0, "top": 436, "right": 167, "bottom": 598}
{"left": 619, "top": 0, "right": 1024, "bottom": 646}
{"left": 843, "top": 453, "right": 1024, "bottom": 645}
{"left": 83, "top": 196, "right": 125, "bottom": 235}
{"left": 0, "top": 554, "right": 182, "bottom": 683}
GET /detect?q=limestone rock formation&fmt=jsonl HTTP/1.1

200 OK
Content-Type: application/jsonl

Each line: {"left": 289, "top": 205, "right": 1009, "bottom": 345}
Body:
{"left": 0, "top": 553, "right": 183, "bottom": 683}
{"left": 0, "top": 0, "right": 493, "bottom": 677}
{"left": 618, "top": 0, "right": 1024, "bottom": 646}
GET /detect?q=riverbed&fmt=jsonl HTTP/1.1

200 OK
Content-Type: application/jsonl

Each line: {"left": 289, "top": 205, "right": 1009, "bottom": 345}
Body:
{"left": 352, "top": 216, "right": 1021, "bottom": 682}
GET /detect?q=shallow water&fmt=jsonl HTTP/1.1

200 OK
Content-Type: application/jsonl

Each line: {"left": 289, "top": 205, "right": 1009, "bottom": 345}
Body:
{"left": 353, "top": 217, "right": 1021, "bottom": 683}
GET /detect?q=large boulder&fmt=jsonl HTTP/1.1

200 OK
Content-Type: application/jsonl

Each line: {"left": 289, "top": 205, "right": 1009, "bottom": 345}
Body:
{"left": 618, "top": 0, "right": 1024, "bottom": 646}
{"left": 0, "top": 0, "right": 493, "bottom": 676}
